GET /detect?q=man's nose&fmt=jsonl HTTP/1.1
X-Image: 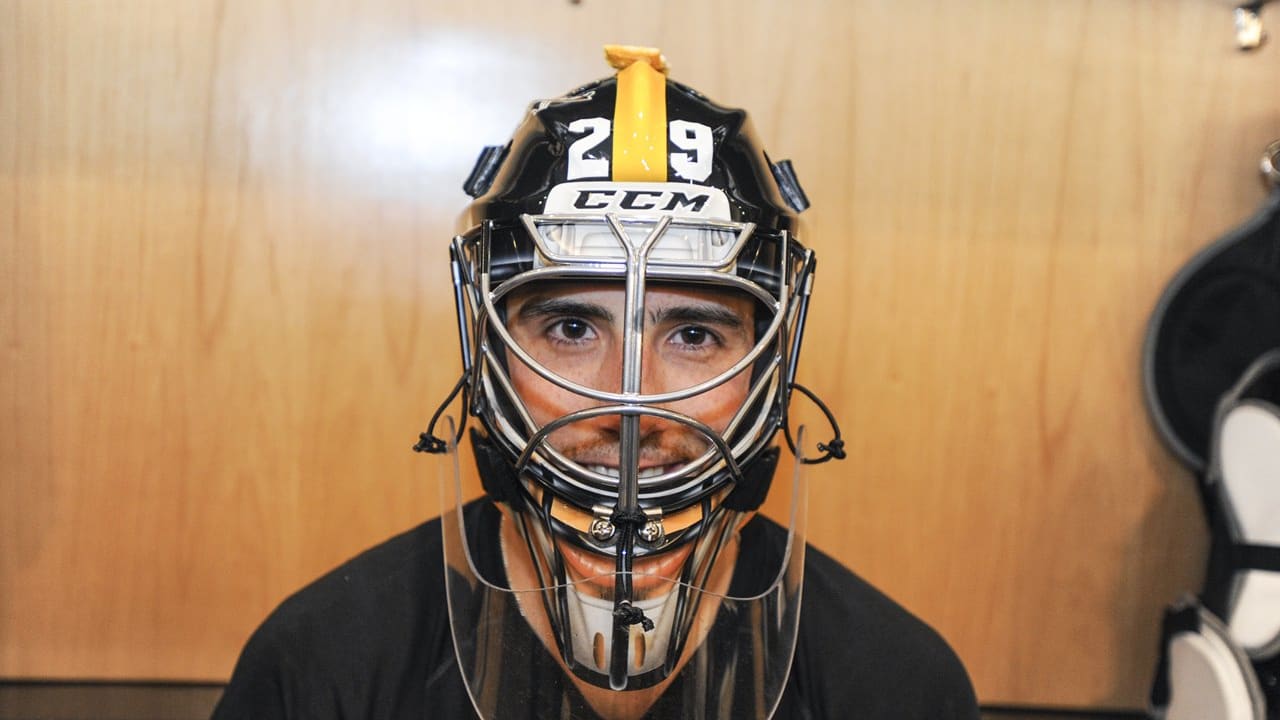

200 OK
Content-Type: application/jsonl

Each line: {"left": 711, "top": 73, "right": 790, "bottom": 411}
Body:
{"left": 581, "top": 345, "right": 675, "bottom": 395}
{"left": 583, "top": 398, "right": 672, "bottom": 440}
{"left": 589, "top": 378, "right": 676, "bottom": 438}
{"left": 574, "top": 344, "right": 688, "bottom": 432}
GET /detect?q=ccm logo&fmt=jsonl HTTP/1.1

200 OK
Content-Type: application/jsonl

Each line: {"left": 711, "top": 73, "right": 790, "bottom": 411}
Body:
{"left": 572, "top": 189, "right": 710, "bottom": 213}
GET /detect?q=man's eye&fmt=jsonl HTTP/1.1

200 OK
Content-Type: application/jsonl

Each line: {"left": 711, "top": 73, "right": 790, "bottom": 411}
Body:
{"left": 674, "top": 326, "right": 715, "bottom": 347}
{"left": 550, "top": 318, "right": 594, "bottom": 342}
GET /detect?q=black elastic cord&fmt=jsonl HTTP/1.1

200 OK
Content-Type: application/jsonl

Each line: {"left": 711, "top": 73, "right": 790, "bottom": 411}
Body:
{"left": 613, "top": 601, "right": 655, "bottom": 631}
{"left": 783, "top": 382, "right": 847, "bottom": 464}
{"left": 413, "top": 373, "right": 469, "bottom": 454}
{"left": 610, "top": 509, "right": 649, "bottom": 527}
{"left": 610, "top": 510, "right": 655, "bottom": 632}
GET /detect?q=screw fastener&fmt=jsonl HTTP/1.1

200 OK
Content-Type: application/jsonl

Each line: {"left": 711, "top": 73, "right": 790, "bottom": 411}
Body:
{"left": 589, "top": 518, "right": 616, "bottom": 541}
{"left": 638, "top": 519, "right": 664, "bottom": 544}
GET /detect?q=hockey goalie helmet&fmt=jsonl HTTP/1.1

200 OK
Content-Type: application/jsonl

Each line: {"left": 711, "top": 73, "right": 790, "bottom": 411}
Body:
{"left": 442, "top": 46, "right": 821, "bottom": 714}
{"left": 455, "top": 46, "right": 814, "bottom": 543}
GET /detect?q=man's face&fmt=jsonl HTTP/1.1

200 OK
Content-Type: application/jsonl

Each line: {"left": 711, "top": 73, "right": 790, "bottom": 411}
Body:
{"left": 504, "top": 281, "right": 755, "bottom": 456}
{"left": 503, "top": 281, "right": 756, "bottom": 587}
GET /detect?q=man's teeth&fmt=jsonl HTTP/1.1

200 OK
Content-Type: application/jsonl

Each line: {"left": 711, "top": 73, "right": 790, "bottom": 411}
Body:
{"left": 587, "top": 465, "right": 666, "bottom": 480}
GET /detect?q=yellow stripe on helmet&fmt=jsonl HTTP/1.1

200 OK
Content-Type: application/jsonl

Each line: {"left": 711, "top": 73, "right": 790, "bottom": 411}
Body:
{"left": 607, "top": 45, "right": 668, "bottom": 182}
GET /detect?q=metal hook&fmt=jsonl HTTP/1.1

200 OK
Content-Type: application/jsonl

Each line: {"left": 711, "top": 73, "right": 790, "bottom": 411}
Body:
{"left": 1261, "top": 139, "right": 1280, "bottom": 189}
{"left": 1234, "top": 2, "right": 1269, "bottom": 50}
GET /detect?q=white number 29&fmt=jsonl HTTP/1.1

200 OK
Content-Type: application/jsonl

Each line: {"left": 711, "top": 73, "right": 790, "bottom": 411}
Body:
{"left": 565, "top": 118, "right": 714, "bottom": 181}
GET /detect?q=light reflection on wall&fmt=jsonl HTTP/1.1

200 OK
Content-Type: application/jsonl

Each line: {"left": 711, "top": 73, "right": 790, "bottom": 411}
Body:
{"left": 326, "top": 31, "right": 557, "bottom": 199}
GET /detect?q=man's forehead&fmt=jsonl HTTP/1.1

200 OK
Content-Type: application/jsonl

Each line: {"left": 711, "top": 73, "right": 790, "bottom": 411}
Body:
{"left": 509, "top": 281, "right": 751, "bottom": 309}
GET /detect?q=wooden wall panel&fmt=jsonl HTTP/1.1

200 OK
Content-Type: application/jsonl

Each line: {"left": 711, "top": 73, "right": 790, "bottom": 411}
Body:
{"left": 2, "top": 0, "right": 1275, "bottom": 708}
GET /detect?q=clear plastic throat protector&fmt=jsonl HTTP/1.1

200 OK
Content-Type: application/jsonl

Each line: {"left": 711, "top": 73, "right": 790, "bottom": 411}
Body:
{"left": 438, "top": 418, "right": 809, "bottom": 720}
{"left": 441, "top": 192, "right": 815, "bottom": 718}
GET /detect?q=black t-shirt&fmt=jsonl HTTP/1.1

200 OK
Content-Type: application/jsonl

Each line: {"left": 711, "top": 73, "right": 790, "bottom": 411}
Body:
{"left": 212, "top": 500, "right": 978, "bottom": 719}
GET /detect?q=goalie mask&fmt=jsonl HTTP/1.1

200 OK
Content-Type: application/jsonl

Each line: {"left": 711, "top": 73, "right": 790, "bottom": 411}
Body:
{"left": 421, "top": 46, "right": 840, "bottom": 719}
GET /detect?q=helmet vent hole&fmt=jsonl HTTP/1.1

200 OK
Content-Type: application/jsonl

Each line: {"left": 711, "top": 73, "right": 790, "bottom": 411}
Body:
{"left": 633, "top": 631, "right": 647, "bottom": 669}
{"left": 593, "top": 632, "right": 606, "bottom": 670}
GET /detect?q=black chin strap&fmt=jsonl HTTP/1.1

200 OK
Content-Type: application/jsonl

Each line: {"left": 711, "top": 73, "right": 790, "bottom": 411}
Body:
{"left": 1228, "top": 542, "right": 1280, "bottom": 572}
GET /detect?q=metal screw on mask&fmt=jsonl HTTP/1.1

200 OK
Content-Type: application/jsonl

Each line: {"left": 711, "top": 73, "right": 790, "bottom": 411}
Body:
{"left": 638, "top": 518, "right": 664, "bottom": 544}
{"left": 589, "top": 517, "right": 616, "bottom": 542}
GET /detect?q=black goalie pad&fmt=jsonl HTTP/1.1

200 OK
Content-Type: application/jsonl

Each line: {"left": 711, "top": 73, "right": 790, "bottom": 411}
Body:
{"left": 1143, "top": 188, "right": 1280, "bottom": 473}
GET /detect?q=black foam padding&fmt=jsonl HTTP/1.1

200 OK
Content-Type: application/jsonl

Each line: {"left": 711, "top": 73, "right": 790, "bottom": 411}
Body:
{"left": 722, "top": 446, "right": 780, "bottom": 512}
{"left": 470, "top": 428, "right": 519, "bottom": 503}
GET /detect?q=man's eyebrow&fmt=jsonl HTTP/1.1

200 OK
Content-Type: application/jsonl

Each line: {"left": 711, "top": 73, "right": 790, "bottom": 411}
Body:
{"left": 515, "top": 297, "right": 615, "bottom": 323}
{"left": 649, "top": 304, "right": 746, "bottom": 330}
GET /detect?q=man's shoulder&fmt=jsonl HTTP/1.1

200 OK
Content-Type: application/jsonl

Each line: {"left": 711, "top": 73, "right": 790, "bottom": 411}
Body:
{"left": 801, "top": 542, "right": 958, "bottom": 660}
{"left": 211, "top": 506, "right": 490, "bottom": 720}
{"left": 269, "top": 516, "right": 442, "bottom": 630}
{"left": 234, "top": 513, "right": 448, "bottom": 676}
{"left": 793, "top": 542, "right": 980, "bottom": 719}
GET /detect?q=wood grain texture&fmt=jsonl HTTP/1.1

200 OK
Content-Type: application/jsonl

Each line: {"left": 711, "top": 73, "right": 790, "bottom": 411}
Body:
{"left": 2, "top": 0, "right": 1273, "bottom": 707}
